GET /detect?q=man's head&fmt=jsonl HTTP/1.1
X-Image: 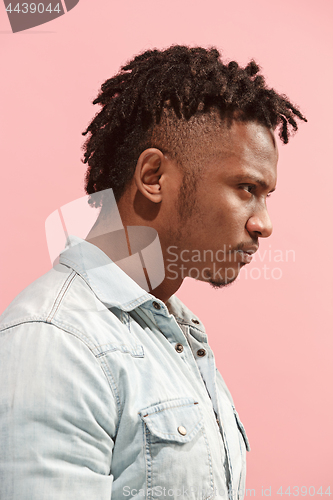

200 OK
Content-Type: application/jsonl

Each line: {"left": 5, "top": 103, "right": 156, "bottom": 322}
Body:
{"left": 82, "top": 46, "right": 306, "bottom": 295}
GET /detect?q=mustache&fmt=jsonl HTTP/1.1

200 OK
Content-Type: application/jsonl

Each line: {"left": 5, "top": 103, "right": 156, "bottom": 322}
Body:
{"left": 233, "top": 241, "right": 259, "bottom": 253}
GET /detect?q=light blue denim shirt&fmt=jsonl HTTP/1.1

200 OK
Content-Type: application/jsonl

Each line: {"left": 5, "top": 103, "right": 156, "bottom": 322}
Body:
{"left": 0, "top": 236, "right": 250, "bottom": 500}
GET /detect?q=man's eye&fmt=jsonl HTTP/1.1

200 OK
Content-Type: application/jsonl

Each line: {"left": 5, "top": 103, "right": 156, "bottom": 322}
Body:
{"left": 243, "top": 185, "right": 255, "bottom": 194}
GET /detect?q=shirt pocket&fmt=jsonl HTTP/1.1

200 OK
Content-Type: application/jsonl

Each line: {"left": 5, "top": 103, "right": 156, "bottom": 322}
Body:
{"left": 139, "top": 398, "right": 214, "bottom": 500}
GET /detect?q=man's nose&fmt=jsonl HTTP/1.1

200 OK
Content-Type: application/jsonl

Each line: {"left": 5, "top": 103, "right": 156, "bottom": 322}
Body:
{"left": 246, "top": 208, "right": 273, "bottom": 238}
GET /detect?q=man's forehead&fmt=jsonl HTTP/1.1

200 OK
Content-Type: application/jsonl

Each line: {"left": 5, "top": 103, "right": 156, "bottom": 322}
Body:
{"left": 194, "top": 121, "right": 278, "bottom": 188}
{"left": 221, "top": 119, "right": 275, "bottom": 146}
{"left": 202, "top": 120, "right": 278, "bottom": 163}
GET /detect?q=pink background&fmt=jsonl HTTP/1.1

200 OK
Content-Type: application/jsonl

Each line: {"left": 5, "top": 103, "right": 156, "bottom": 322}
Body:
{"left": 1, "top": 0, "right": 332, "bottom": 496}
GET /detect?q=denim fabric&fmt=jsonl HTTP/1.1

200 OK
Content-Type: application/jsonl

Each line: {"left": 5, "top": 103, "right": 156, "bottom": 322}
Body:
{"left": 0, "top": 236, "right": 250, "bottom": 500}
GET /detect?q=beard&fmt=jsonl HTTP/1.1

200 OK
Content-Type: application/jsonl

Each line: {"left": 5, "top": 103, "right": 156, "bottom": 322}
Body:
{"left": 208, "top": 276, "right": 237, "bottom": 289}
{"left": 203, "top": 263, "right": 244, "bottom": 289}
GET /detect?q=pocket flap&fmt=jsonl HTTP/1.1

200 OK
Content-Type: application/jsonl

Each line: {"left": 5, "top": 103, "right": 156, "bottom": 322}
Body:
{"left": 139, "top": 398, "right": 203, "bottom": 443}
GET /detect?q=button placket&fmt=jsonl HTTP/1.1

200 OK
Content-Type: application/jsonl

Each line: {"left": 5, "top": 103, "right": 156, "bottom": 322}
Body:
{"left": 151, "top": 308, "right": 191, "bottom": 360}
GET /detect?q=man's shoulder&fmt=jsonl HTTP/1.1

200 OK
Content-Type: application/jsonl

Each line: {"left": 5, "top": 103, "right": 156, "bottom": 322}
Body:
{"left": 0, "top": 263, "right": 120, "bottom": 348}
{"left": 0, "top": 264, "right": 73, "bottom": 328}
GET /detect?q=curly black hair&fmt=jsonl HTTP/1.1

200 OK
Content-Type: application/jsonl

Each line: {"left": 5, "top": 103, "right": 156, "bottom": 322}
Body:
{"left": 82, "top": 45, "right": 306, "bottom": 205}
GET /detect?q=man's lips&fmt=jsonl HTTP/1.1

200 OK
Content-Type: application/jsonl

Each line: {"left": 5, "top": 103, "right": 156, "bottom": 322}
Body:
{"left": 235, "top": 246, "right": 258, "bottom": 264}
{"left": 237, "top": 251, "right": 253, "bottom": 263}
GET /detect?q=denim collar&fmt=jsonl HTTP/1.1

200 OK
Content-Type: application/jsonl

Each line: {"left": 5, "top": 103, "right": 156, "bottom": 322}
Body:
{"left": 59, "top": 235, "right": 152, "bottom": 311}
{"left": 59, "top": 235, "right": 205, "bottom": 334}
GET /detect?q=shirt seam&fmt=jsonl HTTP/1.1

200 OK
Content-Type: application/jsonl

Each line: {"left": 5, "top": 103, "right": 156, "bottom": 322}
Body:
{"left": 0, "top": 319, "right": 122, "bottom": 429}
{"left": 46, "top": 270, "right": 77, "bottom": 323}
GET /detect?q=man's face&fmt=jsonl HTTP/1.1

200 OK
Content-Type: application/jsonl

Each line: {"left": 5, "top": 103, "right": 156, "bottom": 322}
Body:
{"left": 164, "top": 120, "right": 278, "bottom": 288}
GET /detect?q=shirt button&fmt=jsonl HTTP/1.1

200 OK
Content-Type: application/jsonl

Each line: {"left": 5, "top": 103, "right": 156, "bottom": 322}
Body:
{"left": 197, "top": 349, "right": 206, "bottom": 357}
{"left": 177, "top": 425, "right": 187, "bottom": 436}
{"left": 191, "top": 319, "right": 200, "bottom": 324}
{"left": 152, "top": 301, "right": 161, "bottom": 310}
{"left": 175, "top": 343, "right": 184, "bottom": 353}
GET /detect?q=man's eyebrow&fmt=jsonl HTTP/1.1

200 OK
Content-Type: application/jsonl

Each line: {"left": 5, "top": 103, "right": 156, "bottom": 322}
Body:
{"left": 232, "top": 174, "right": 276, "bottom": 192}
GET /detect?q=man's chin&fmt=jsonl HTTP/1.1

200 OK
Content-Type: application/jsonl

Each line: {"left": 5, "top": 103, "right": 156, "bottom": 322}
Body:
{"left": 203, "top": 265, "right": 241, "bottom": 289}
{"left": 207, "top": 275, "right": 238, "bottom": 289}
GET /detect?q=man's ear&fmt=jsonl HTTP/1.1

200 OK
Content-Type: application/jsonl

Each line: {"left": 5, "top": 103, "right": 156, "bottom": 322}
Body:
{"left": 134, "top": 148, "right": 165, "bottom": 203}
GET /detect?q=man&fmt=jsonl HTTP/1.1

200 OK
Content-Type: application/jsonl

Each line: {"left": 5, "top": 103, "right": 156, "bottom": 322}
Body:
{"left": 0, "top": 46, "right": 306, "bottom": 500}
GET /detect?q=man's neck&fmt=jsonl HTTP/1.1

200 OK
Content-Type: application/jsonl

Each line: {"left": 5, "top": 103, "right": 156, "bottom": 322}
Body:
{"left": 86, "top": 223, "right": 183, "bottom": 304}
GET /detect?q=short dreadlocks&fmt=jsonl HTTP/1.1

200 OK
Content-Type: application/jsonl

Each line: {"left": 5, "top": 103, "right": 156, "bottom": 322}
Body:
{"left": 82, "top": 45, "right": 306, "bottom": 205}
